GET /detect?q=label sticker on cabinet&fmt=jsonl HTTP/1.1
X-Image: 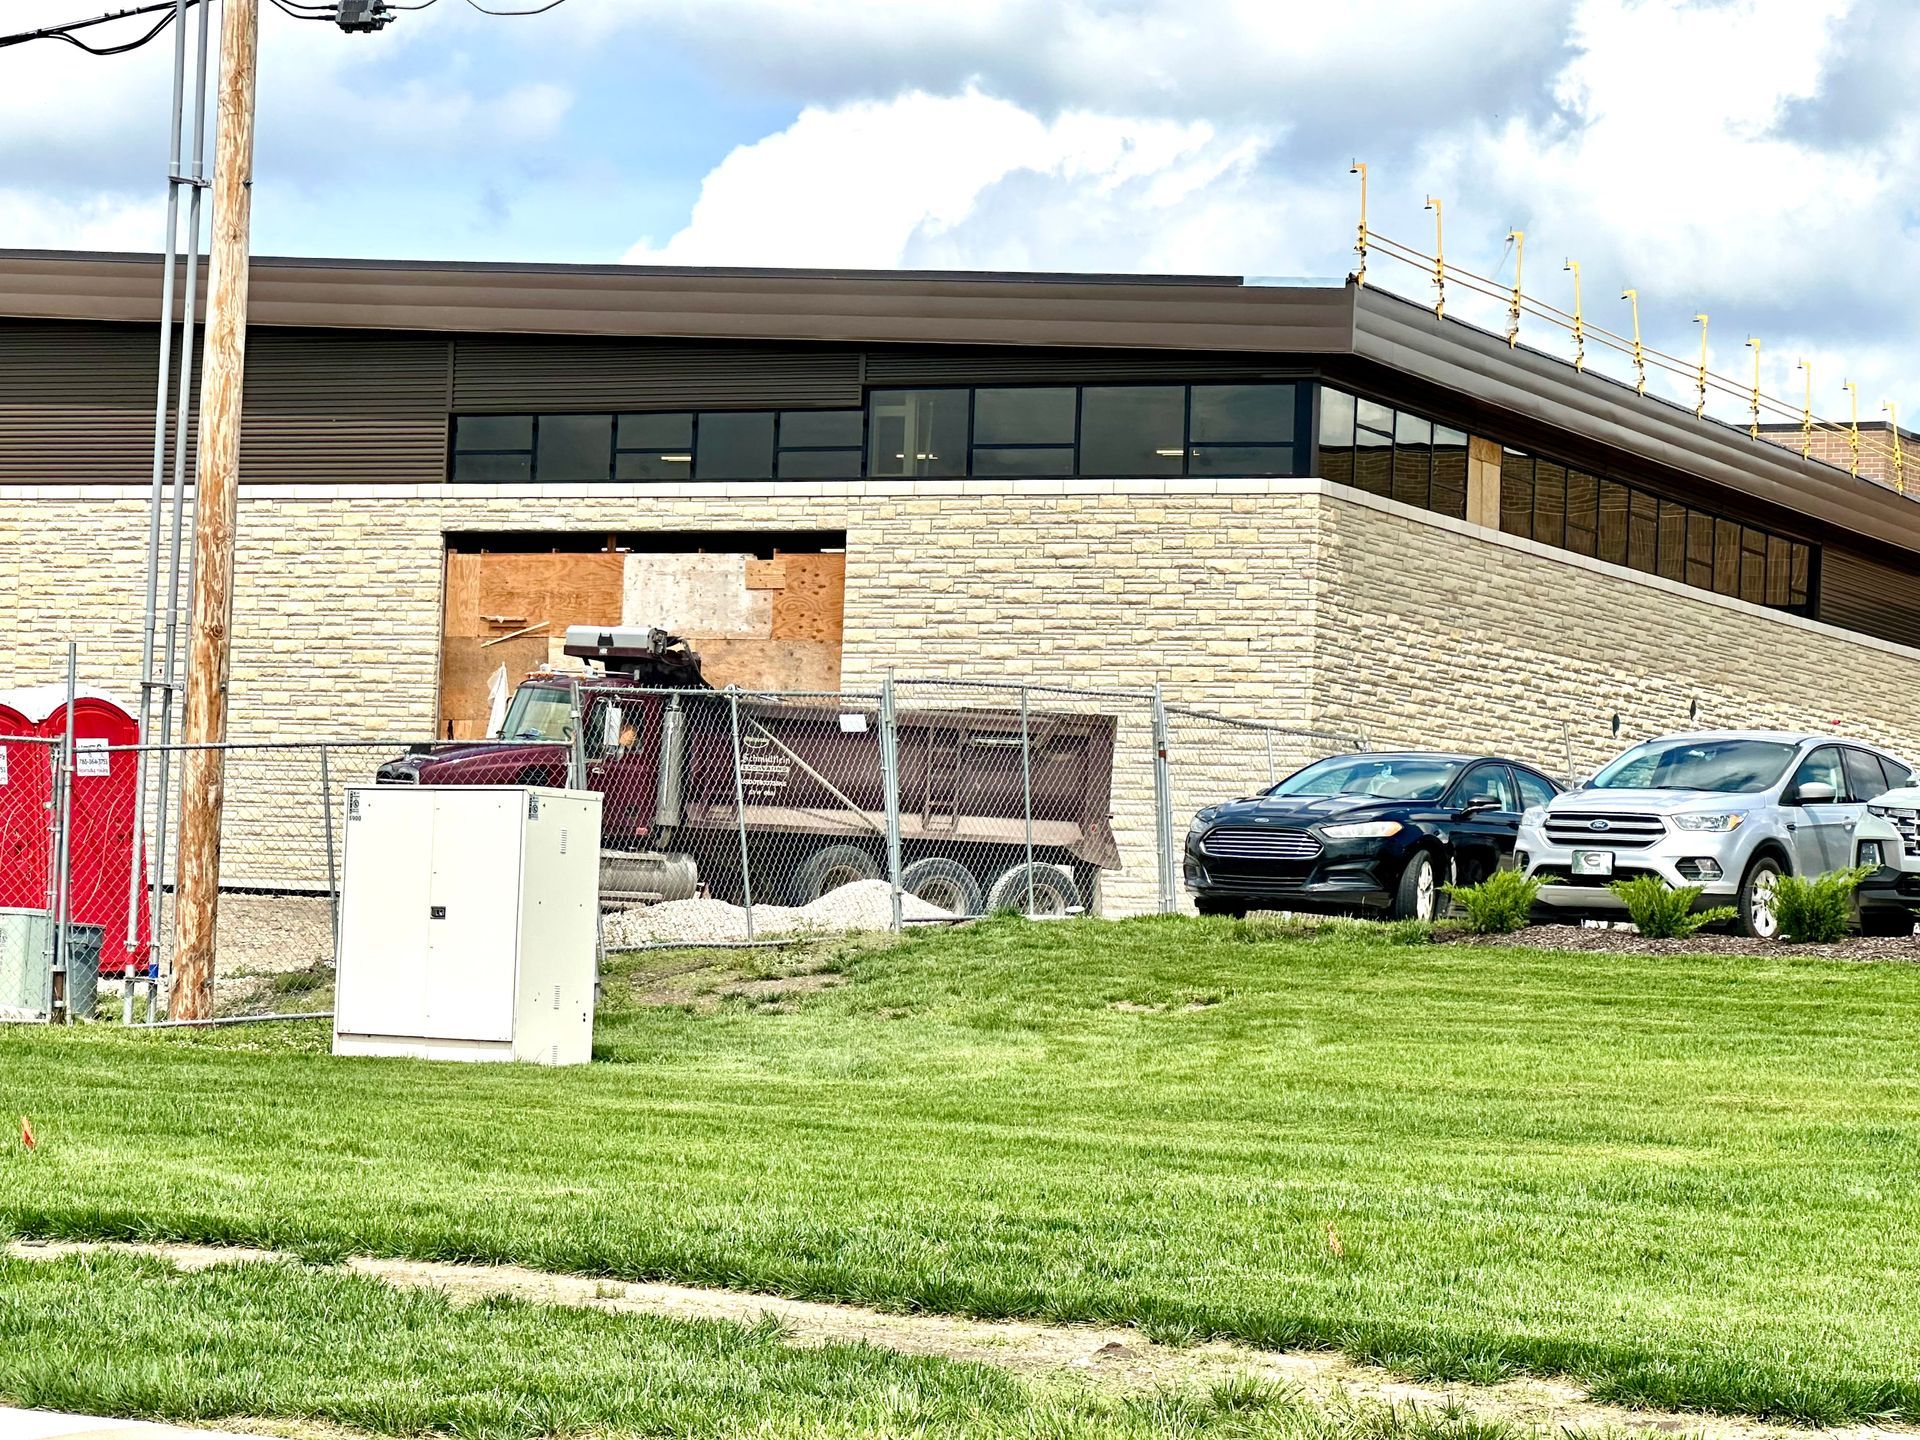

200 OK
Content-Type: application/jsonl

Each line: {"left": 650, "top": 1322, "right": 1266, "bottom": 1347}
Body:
{"left": 76, "top": 739, "right": 109, "bottom": 777}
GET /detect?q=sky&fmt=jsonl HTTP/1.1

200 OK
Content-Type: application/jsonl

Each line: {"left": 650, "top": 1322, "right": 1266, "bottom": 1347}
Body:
{"left": 0, "top": 0, "right": 1913, "bottom": 428}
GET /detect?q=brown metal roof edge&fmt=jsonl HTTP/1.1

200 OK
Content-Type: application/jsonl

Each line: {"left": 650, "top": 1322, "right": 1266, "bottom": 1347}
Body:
{"left": 0, "top": 247, "right": 1248, "bottom": 288}
{"left": 1351, "top": 283, "right": 1920, "bottom": 557}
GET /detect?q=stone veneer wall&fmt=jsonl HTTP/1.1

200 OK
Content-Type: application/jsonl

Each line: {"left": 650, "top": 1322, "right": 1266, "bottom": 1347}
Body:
{"left": 5, "top": 476, "right": 1920, "bottom": 914}
{"left": 0, "top": 477, "right": 1322, "bottom": 915}
{"left": 1309, "top": 487, "right": 1920, "bottom": 779}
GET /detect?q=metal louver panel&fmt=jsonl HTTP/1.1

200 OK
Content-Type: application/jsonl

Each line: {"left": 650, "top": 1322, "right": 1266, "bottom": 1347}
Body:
{"left": 453, "top": 338, "right": 862, "bottom": 410}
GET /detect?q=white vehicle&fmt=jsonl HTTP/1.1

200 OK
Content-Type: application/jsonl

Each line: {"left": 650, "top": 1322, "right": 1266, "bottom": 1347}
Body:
{"left": 1853, "top": 789, "right": 1920, "bottom": 935}
{"left": 1515, "top": 732, "right": 1916, "bottom": 939}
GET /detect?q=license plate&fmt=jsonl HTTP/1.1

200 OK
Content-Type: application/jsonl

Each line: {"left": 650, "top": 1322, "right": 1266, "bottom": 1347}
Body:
{"left": 1571, "top": 849, "right": 1615, "bottom": 877}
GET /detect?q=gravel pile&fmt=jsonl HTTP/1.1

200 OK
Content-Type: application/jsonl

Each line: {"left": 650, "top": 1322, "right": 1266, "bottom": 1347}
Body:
{"left": 603, "top": 879, "right": 953, "bottom": 947}
{"left": 1453, "top": 921, "right": 1920, "bottom": 961}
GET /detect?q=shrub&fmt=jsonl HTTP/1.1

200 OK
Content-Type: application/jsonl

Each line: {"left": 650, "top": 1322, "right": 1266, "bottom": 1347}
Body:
{"left": 1608, "top": 873, "right": 1737, "bottom": 939}
{"left": 1773, "top": 865, "right": 1876, "bottom": 944}
{"left": 1443, "top": 868, "right": 1550, "bottom": 934}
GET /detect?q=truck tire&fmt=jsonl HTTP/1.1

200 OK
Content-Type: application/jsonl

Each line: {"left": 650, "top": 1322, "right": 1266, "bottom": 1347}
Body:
{"left": 899, "top": 856, "right": 983, "bottom": 916}
{"left": 986, "top": 862, "right": 1081, "bottom": 917}
{"left": 791, "top": 843, "right": 881, "bottom": 904}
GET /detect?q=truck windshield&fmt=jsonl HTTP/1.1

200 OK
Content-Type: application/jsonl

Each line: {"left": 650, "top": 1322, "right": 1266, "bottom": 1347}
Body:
{"left": 1588, "top": 738, "right": 1797, "bottom": 793}
{"left": 1267, "top": 755, "right": 1463, "bottom": 802}
{"left": 499, "top": 684, "right": 574, "bottom": 742}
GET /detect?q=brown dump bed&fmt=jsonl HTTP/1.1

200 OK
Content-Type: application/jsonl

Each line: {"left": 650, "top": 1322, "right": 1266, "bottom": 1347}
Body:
{"left": 676, "top": 695, "right": 1121, "bottom": 869}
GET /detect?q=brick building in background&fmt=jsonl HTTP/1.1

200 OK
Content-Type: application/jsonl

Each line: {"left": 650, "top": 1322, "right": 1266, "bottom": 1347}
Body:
{"left": 1, "top": 248, "right": 1919, "bottom": 790}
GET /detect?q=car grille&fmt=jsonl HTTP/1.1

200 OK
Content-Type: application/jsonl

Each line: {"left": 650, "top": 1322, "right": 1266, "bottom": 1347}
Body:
{"left": 1883, "top": 807, "right": 1920, "bottom": 858}
{"left": 1200, "top": 827, "right": 1323, "bottom": 861}
{"left": 1542, "top": 811, "right": 1665, "bottom": 850}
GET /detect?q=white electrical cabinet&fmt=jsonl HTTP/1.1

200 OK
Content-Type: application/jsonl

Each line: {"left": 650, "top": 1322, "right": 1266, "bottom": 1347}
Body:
{"left": 334, "top": 785, "right": 602, "bottom": 1066}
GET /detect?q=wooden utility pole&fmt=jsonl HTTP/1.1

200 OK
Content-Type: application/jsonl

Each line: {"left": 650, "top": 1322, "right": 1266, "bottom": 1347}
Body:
{"left": 172, "top": 0, "right": 260, "bottom": 1021}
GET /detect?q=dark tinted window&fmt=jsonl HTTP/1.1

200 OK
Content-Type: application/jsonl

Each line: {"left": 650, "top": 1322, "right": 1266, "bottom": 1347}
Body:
{"left": 1190, "top": 445, "right": 1292, "bottom": 476}
{"left": 1500, "top": 450, "right": 1533, "bottom": 537}
{"left": 775, "top": 449, "right": 861, "bottom": 478}
{"left": 1791, "top": 746, "right": 1847, "bottom": 800}
{"left": 1431, "top": 425, "right": 1468, "bottom": 519}
{"left": 694, "top": 412, "right": 774, "bottom": 480}
{"left": 1316, "top": 387, "right": 1356, "bottom": 487}
{"left": 452, "top": 451, "right": 530, "bottom": 483}
{"left": 1845, "top": 748, "right": 1893, "bottom": 802}
{"left": 1392, "top": 411, "right": 1432, "bottom": 508}
{"left": 1453, "top": 763, "right": 1517, "bottom": 811}
{"left": 868, "top": 390, "right": 967, "bottom": 477}
{"left": 1354, "top": 405, "right": 1394, "bottom": 498}
{"left": 535, "top": 414, "right": 613, "bottom": 483}
{"left": 618, "top": 413, "right": 691, "bottom": 449}
{"left": 1082, "top": 386, "right": 1184, "bottom": 475}
{"left": 973, "top": 388, "right": 1075, "bottom": 445}
{"left": 1190, "top": 384, "right": 1294, "bottom": 443}
{"left": 615, "top": 451, "right": 690, "bottom": 481}
{"left": 457, "top": 414, "right": 532, "bottom": 450}
{"left": 1515, "top": 769, "right": 1558, "bottom": 809}
{"left": 778, "top": 410, "right": 862, "bottom": 448}
{"left": 972, "top": 447, "right": 1075, "bottom": 476}
{"left": 1886, "top": 757, "right": 1915, "bottom": 789}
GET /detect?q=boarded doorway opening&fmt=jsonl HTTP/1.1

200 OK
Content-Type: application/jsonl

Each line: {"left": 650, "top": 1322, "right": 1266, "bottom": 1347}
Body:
{"left": 439, "top": 531, "right": 848, "bottom": 740}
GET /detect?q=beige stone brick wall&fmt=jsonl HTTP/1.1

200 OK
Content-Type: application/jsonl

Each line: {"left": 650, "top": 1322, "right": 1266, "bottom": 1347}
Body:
{"left": 9, "top": 475, "right": 1920, "bottom": 920}
{"left": 0, "top": 478, "right": 1323, "bottom": 916}
{"left": 1309, "top": 487, "right": 1920, "bottom": 780}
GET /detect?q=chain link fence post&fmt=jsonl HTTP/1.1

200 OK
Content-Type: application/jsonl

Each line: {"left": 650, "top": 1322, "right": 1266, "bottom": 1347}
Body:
{"left": 320, "top": 743, "right": 339, "bottom": 964}
{"left": 1151, "top": 681, "right": 1176, "bottom": 915}
{"left": 1019, "top": 685, "right": 1036, "bottom": 916}
{"left": 48, "top": 643, "right": 78, "bottom": 1022}
{"left": 879, "top": 676, "right": 905, "bottom": 933}
{"left": 727, "top": 688, "right": 755, "bottom": 942}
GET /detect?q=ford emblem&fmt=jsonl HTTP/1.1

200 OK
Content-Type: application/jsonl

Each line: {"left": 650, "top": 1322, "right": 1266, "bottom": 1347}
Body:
{"left": 1588, "top": 819, "right": 1612, "bottom": 832}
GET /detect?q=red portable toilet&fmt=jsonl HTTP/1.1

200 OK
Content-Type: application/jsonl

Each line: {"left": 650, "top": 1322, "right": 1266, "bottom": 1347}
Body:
{"left": 0, "top": 685, "right": 151, "bottom": 976}
{"left": 0, "top": 694, "right": 52, "bottom": 919}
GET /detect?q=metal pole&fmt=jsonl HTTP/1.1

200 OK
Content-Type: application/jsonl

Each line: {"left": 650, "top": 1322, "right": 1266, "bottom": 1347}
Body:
{"left": 728, "top": 690, "right": 754, "bottom": 942}
{"left": 130, "top": 0, "right": 191, "bottom": 1020}
{"left": 879, "top": 678, "right": 904, "bottom": 933}
{"left": 1019, "top": 686, "right": 1035, "bottom": 917}
{"left": 320, "top": 745, "right": 339, "bottom": 964}
{"left": 150, "top": 0, "right": 213, "bottom": 1011}
{"left": 173, "top": 0, "right": 262, "bottom": 1021}
{"left": 1150, "top": 683, "right": 1176, "bottom": 915}
{"left": 52, "top": 644, "right": 78, "bottom": 1022}
{"left": 1265, "top": 729, "right": 1275, "bottom": 787}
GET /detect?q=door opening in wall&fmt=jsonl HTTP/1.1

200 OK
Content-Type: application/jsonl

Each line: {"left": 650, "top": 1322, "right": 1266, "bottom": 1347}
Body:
{"left": 437, "top": 530, "right": 849, "bottom": 740}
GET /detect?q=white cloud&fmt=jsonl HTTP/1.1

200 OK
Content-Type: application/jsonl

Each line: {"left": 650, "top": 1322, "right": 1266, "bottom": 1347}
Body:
{"left": 0, "top": 191, "right": 166, "bottom": 252}
{"left": 623, "top": 88, "right": 1257, "bottom": 270}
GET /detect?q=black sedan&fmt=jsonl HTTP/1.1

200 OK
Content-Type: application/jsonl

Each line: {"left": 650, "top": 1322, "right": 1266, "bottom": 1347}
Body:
{"left": 1184, "top": 751, "right": 1562, "bottom": 921}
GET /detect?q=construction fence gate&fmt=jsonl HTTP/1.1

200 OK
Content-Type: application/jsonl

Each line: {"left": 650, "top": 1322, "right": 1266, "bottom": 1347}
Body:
{"left": 0, "top": 663, "right": 1365, "bottom": 1025}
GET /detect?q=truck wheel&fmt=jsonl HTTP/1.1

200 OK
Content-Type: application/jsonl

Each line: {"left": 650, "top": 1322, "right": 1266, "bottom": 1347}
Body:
{"left": 791, "top": 843, "right": 881, "bottom": 904}
{"left": 900, "top": 857, "right": 983, "bottom": 916}
{"left": 1859, "top": 907, "right": 1914, "bottom": 938}
{"left": 986, "top": 863, "right": 1081, "bottom": 917}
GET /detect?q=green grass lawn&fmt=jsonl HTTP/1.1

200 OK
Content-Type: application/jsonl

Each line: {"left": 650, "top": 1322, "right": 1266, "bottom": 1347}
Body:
{"left": 4, "top": 917, "right": 1920, "bottom": 1426}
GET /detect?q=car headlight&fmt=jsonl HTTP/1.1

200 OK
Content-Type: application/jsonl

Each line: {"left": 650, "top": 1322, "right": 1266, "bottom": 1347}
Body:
{"left": 1671, "top": 812, "right": 1744, "bottom": 832}
{"left": 1188, "top": 807, "right": 1219, "bottom": 833}
{"left": 1520, "top": 806, "right": 1545, "bottom": 828}
{"left": 1320, "top": 820, "right": 1403, "bottom": 840}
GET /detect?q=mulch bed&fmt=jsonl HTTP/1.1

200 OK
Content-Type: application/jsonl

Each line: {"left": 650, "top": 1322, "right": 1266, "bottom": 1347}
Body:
{"left": 1447, "top": 922, "right": 1920, "bottom": 962}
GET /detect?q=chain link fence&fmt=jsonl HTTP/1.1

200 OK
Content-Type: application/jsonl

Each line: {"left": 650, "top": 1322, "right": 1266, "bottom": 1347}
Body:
{"left": 2, "top": 670, "right": 1364, "bottom": 1026}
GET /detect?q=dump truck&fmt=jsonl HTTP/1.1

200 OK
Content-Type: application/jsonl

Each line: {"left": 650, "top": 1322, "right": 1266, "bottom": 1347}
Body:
{"left": 378, "top": 627, "right": 1121, "bottom": 915}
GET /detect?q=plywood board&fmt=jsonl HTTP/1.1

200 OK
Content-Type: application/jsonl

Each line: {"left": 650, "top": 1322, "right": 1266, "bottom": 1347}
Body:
{"left": 770, "top": 551, "right": 846, "bottom": 643}
{"left": 745, "top": 557, "right": 788, "bottom": 590}
{"left": 690, "top": 638, "right": 841, "bottom": 693}
{"left": 438, "top": 634, "right": 552, "bottom": 741}
{"left": 478, "top": 551, "right": 623, "bottom": 633}
{"left": 443, "top": 552, "right": 483, "bottom": 638}
{"left": 622, "top": 552, "right": 773, "bottom": 636}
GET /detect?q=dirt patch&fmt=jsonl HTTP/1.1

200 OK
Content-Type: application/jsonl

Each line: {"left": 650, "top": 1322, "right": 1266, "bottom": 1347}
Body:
{"left": 11, "top": 1239, "right": 1911, "bottom": 1440}
{"left": 1449, "top": 922, "right": 1920, "bottom": 962}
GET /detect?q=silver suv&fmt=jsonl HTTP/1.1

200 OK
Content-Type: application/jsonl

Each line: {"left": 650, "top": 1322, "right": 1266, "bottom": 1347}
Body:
{"left": 1515, "top": 731, "right": 1915, "bottom": 939}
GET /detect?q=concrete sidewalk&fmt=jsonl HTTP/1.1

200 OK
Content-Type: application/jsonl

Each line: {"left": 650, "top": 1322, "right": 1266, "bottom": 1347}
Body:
{"left": 0, "top": 1411, "right": 253, "bottom": 1440}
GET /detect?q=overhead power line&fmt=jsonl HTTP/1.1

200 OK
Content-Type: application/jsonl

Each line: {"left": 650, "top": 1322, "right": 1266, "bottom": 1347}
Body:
{"left": 0, "top": 1, "right": 202, "bottom": 55}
